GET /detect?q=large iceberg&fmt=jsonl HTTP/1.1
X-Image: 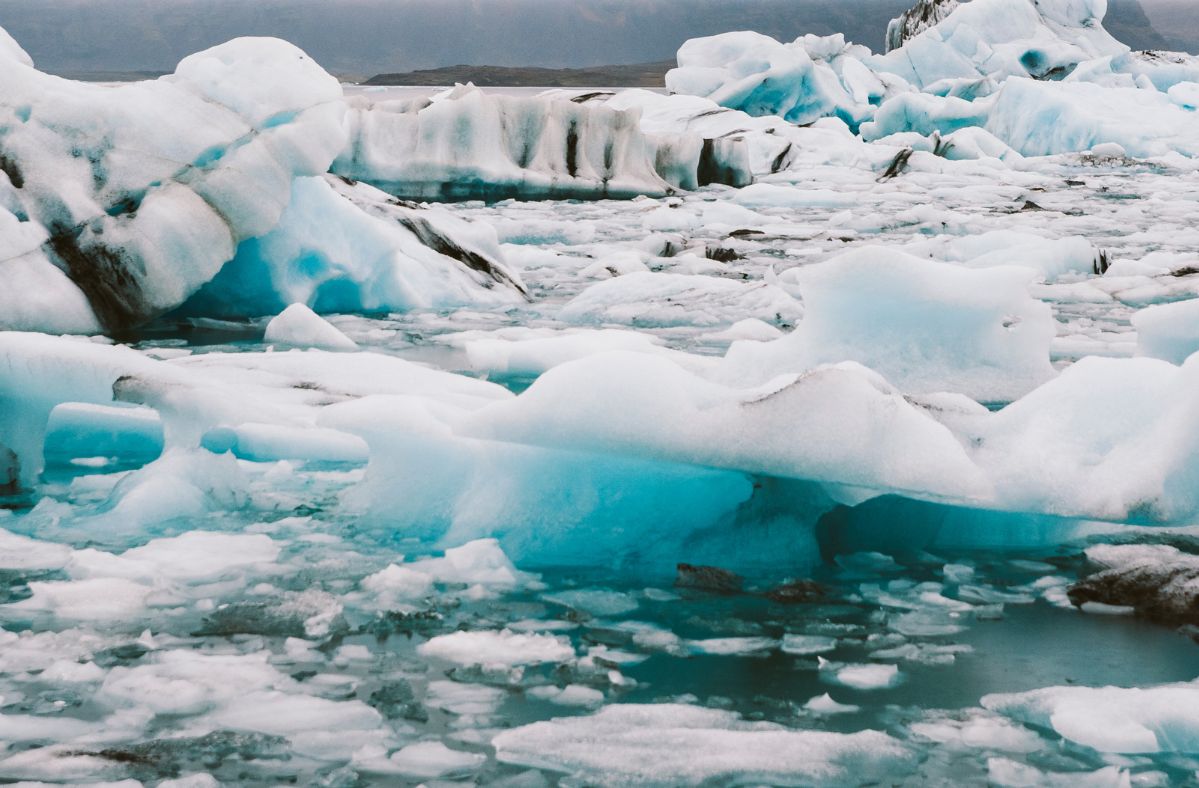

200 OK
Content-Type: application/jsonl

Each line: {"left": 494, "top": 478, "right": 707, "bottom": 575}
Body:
{"left": 0, "top": 35, "right": 535, "bottom": 333}
{"left": 665, "top": 31, "right": 897, "bottom": 130}
{"left": 662, "top": 0, "right": 1199, "bottom": 159}
{"left": 872, "top": 0, "right": 1127, "bottom": 87}
{"left": 335, "top": 84, "right": 751, "bottom": 201}
{"left": 0, "top": 36, "right": 347, "bottom": 332}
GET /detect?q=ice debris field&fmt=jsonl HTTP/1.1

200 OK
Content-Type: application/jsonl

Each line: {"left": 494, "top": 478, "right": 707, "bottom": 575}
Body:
{"left": 3, "top": 0, "right": 1199, "bottom": 784}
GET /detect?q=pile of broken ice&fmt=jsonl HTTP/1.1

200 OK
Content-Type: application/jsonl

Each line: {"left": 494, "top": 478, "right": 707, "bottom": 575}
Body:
{"left": 667, "top": 0, "right": 1199, "bottom": 157}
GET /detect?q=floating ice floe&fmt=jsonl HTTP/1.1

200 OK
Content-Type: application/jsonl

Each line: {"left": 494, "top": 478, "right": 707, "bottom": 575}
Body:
{"left": 983, "top": 679, "right": 1199, "bottom": 753}
{"left": 818, "top": 658, "right": 903, "bottom": 690}
{"left": 379, "top": 740, "right": 486, "bottom": 780}
{"left": 417, "top": 629, "right": 575, "bottom": 669}
{"left": 492, "top": 704, "right": 915, "bottom": 785}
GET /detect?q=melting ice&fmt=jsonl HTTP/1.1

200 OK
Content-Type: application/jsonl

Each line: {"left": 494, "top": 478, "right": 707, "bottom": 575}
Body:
{"left": 2, "top": 0, "right": 1199, "bottom": 784}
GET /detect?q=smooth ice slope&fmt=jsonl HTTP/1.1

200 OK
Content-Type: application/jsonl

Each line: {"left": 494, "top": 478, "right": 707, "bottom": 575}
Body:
{"left": 985, "top": 78, "right": 1199, "bottom": 158}
{"left": 460, "top": 352, "right": 988, "bottom": 501}
{"left": 970, "top": 354, "right": 1199, "bottom": 523}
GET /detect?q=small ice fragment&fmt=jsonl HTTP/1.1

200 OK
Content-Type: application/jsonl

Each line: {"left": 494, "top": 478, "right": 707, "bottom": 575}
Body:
{"left": 686, "top": 637, "right": 778, "bottom": 656}
{"left": 264, "top": 303, "right": 358, "bottom": 351}
{"left": 819, "top": 658, "right": 901, "bottom": 690}
{"left": 942, "top": 563, "right": 976, "bottom": 584}
{"left": 781, "top": 634, "right": 838, "bottom": 656}
{"left": 528, "top": 684, "right": 605, "bottom": 707}
{"left": 1090, "top": 142, "right": 1126, "bottom": 158}
{"left": 1079, "top": 602, "right": 1135, "bottom": 616}
{"left": 417, "top": 629, "right": 574, "bottom": 668}
{"left": 361, "top": 563, "right": 434, "bottom": 600}
{"left": 805, "top": 693, "right": 860, "bottom": 715}
{"left": 387, "top": 740, "right": 486, "bottom": 779}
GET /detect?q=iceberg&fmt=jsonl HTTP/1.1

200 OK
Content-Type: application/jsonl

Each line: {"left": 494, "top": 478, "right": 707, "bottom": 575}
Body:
{"left": 665, "top": 31, "right": 891, "bottom": 130}
{"left": 335, "top": 83, "right": 752, "bottom": 201}
{"left": 663, "top": 0, "right": 1199, "bottom": 160}
{"left": 0, "top": 35, "right": 347, "bottom": 332}
{"left": 985, "top": 77, "right": 1199, "bottom": 158}
{"left": 872, "top": 0, "right": 1127, "bottom": 87}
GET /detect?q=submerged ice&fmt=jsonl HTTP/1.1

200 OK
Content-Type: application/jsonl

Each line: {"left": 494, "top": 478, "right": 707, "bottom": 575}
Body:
{"left": 2, "top": 0, "right": 1199, "bottom": 785}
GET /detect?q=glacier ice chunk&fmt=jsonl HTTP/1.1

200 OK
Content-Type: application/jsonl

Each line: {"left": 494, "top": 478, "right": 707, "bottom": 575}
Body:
{"left": 417, "top": 629, "right": 575, "bottom": 669}
{"left": 335, "top": 83, "right": 748, "bottom": 201}
{"left": 492, "top": 703, "right": 914, "bottom": 785}
{"left": 1133, "top": 299, "right": 1199, "bottom": 365}
{"left": 983, "top": 679, "right": 1199, "bottom": 753}
{"left": 665, "top": 32, "right": 883, "bottom": 130}
{"left": 0, "top": 30, "right": 347, "bottom": 331}
{"left": 181, "top": 175, "right": 527, "bottom": 318}
{"left": 724, "top": 246, "right": 1056, "bottom": 402}
{"left": 264, "top": 303, "right": 358, "bottom": 351}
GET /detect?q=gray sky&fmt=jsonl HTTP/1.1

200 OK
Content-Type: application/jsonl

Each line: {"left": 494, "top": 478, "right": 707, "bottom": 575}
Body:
{"left": 0, "top": 0, "right": 1191, "bottom": 77}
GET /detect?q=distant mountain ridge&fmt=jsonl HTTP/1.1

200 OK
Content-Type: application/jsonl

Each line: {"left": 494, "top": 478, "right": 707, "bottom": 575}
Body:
{"left": 362, "top": 62, "right": 676, "bottom": 88}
